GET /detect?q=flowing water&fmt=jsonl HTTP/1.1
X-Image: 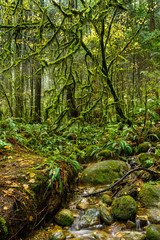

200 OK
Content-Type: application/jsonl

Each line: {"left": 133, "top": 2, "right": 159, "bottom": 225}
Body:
{"left": 27, "top": 160, "right": 150, "bottom": 240}
{"left": 64, "top": 185, "right": 148, "bottom": 239}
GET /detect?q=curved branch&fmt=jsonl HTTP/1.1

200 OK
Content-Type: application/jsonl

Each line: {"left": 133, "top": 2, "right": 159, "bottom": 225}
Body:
{"left": 82, "top": 167, "right": 160, "bottom": 197}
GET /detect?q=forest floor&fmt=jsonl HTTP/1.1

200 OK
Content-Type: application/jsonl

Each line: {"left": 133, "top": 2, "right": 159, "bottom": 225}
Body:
{"left": 1, "top": 119, "right": 160, "bottom": 239}
{"left": 0, "top": 145, "right": 77, "bottom": 240}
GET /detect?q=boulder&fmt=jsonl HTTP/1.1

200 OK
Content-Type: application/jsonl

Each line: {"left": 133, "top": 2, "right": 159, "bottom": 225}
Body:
{"left": 79, "top": 207, "right": 99, "bottom": 228}
{"left": 146, "top": 224, "right": 160, "bottom": 240}
{"left": 54, "top": 209, "right": 74, "bottom": 226}
{"left": 102, "top": 194, "right": 112, "bottom": 205}
{"left": 138, "top": 152, "right": 158, "bottom": 167}
{"left": 137, "top": 142, "right": 151, "bottom": 154}
{"left": 81, "top": 160, "right": 127, "bottom": 185}
{"left": 48, "top": 225, "right": 66, "bottom": 240}
{"left": 147, "top": 208, "right": 160, "bottom": 224}
{"left": 99, "top": 204, "right": 114, "bottom": 225}
{"left": 138, "top": 184, "right": 160, "bottom": 208}
{"left": 126, "top": 220, "right": 136, "bottom": 229}
{"left": 111, "top": 195, "right": 137, "bottom": 220}
{"left": 76, "top": 198, "right": 90, "bottom": 210}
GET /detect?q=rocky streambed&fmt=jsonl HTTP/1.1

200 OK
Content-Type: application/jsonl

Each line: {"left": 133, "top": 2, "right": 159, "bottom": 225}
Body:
{"left": 27, "top": 156, "right": 160, "bottom": 240}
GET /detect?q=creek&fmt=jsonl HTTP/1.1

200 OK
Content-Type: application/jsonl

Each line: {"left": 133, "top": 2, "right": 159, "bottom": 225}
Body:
{"left": 27, "top": 157, "right": 153, "bottom": 240}
{"left": 63, "top": 184, "right": 148, "bottom": 240}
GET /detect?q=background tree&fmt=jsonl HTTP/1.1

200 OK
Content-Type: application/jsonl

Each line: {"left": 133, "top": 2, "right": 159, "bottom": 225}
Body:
{"left": 0, "top": 0, "right": 159, "bottom": 128}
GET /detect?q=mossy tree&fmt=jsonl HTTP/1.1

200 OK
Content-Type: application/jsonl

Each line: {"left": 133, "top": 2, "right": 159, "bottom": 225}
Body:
{"left": 0, "top": 0, "right": 159, "bottom": 127}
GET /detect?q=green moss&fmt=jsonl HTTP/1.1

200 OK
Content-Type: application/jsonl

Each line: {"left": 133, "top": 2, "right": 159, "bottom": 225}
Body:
{"left": 137, "top": 142, "right": 151, "bottom": 154}
{"left": 138, "top": 152, "right": 157, "bottom": 167}
{"left": 138, "top": 184, "right": 160, "bottom": 207}
{"left": 102, "top": 194, "right": 112, "bottom": 205}
{"left": 81, "top": 160, "right": 127, "bottom": 185}
{"left": 146, "top": 224, "right": 160, "bottom": 240}
{"left": 0, "top": 216, "right": 8, "bottom": 236}
{"left": 54, "top": 209, "right": 74, "bottom": 226}
{"left": 111, "top": 196, "right": 137, "bottom": 220}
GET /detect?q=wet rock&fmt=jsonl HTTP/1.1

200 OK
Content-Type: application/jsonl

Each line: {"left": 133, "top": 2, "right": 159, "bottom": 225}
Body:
{"left": 54, "top": 209, "right": 74, "bottom": 226}
{"left": 79, "top": 207, "right": 99, "bottom": 228}
{"left": 146, "top": 224, "right": 160, "bottom": 240}
{"left": 99, "top": 204, "right": 114, "bottom": 225}
{"left": 102, "top": 194, "right": 112, "bottom": 205}
{"left": 147, "top": 208, "right": 160, "bottom": 224}
{"left": 137, "top": 142, "right": 151, "bottom": 154}
{"left": 116, "top": 231, "right": 146, "bottom": 240}
{"left": 126, "top": 220, "right": 136, "bottom": 229}
{"left": 93, "top": 230, "right": 110, "bottom": 239}
{"left": 76, "top": 198, "right": 90, "bottom": 210}
{"left": 48, "top": 225, "right": 66, "bottom": 240}
{"left": 138, "top": 184, "right": 160, "bottom": 208}
{"left": 135, "top": 215, "right": 148, "bottom": 228}
{"left": 105, "top": 221, "right": 126, "bottom": 236}
{"left": 138, "top": 152, "right": 158, "bottom": 167}
{"left": 81, "top": 160, "right": 127, "bottom": 185}
{"left": 111, "top": 195, "right": 137, "bottom": 220}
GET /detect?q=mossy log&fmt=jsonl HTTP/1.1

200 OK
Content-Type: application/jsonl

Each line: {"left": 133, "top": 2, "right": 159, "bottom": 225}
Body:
{"left": 0, "top": 153, "right": 77, "bottom": 239}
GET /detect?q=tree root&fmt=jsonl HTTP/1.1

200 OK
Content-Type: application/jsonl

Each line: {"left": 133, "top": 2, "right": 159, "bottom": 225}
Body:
{"left": 82, "top": 167, "right": 160, "bottom": 197}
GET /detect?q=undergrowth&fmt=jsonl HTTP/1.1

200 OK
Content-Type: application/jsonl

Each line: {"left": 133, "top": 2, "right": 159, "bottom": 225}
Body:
{"left": 1, "top": 116, "right": 160, "bottom": 189}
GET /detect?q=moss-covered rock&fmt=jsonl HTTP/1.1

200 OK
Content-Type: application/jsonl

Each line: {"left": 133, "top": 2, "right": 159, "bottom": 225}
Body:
{"left": 48, "top": 225, "right": 66, "bottom": 240}
{"left": 146, "top": 224, "right": 160, "bottom": 240}
{"left": 138, "top": 152, "right": 158, "bottom": 167}
{"left": 102, "top": 194, "right": 112, "bottom": 205}
{"left": 138, "top": 184, "right": 160, "bottom": 208}
{"left": 98, "top": 149, "right": 112, "bottom": 159}
{"left": 54, "top": 209, "right": 74, "bottom": 226}
{"left": 99, "top": 204, "right": 114, "bottom": 225}
{"left": 81, "top": 160, "right": 127, "bottom": 185}
{"left": 111, "top": 196, "right": 137, "bottom": 220}
{"left": 137, "top": 142, "right": 151, "bottom": 154}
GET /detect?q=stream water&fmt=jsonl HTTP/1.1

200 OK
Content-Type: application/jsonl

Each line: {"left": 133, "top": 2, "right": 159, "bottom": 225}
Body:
{"left": 63, "top": 184, "right": 148, "bottom": 240}
{"left": 27, "top": 157, "right": 150, "bottom": 240}
{"left": 27, "top": 184, "right": 149, "bottom": 240}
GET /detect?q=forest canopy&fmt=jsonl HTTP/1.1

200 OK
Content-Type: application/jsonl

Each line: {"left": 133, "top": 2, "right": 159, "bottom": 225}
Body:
{"left": 0, "top": 0, "right": 160, "bottom": 129}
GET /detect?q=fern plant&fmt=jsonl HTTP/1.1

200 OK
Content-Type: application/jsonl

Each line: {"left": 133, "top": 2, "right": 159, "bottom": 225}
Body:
{"left": 106, "top": 139, "right": 132, "bottom": 156}
{"left": 35, "top": 154, "right": 81, "bottom": 194}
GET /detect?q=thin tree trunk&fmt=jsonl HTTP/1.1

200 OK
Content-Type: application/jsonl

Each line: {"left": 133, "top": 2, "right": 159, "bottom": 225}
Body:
{"left": 35, "top": 70, "right": 42, "bottom": 123}
{"left": 148, "top": 0, "right": 155, "bottom": 31}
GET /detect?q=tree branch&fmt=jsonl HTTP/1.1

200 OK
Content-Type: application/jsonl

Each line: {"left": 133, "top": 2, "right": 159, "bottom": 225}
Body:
{"left": 82, "top": 167, "right": 160, "bottom": 197}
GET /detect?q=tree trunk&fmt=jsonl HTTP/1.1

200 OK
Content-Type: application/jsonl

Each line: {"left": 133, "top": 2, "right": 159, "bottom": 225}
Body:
{"left": 148, "top": 0, "right": 155, "bottom": 31}
{"left": 34, "top": 70, "right": 42, "bottom": 123}
{"left": 66, "top": 0, "right": 79, "bottom": 120}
